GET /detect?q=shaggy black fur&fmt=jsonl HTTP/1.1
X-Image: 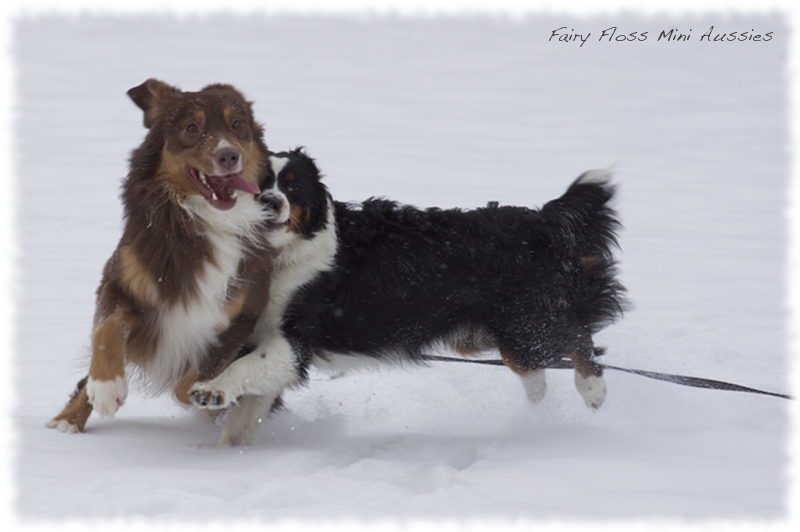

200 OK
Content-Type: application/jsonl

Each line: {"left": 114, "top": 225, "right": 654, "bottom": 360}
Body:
{"left": 269, "top": 149, "right": 626, "bottom": 375}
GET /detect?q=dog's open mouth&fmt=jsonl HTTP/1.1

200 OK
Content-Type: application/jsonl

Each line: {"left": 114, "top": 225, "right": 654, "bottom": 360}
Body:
{"left": 186, "top": 167, "right": 261, "bottom": 211}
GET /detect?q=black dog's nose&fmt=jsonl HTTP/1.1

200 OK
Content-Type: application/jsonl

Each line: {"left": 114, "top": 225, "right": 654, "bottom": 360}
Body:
{"left": 259, "top": 193, "right": 283, "bottom": 213}
{"left": 214, "top": 148, "right": 240, "bottom": 172}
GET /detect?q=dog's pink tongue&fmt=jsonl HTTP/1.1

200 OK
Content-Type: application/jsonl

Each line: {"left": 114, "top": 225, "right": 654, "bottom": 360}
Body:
{"left": 221, "top": 174, "right": 260, "bottom": 195}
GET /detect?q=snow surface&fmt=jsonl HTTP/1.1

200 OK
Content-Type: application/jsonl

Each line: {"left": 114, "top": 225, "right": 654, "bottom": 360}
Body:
{"left": 10, "top": 13, "right": 792, "bottom": 524}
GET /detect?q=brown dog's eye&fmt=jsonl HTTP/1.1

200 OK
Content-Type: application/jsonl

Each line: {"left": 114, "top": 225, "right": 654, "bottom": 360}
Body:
{"left": 231, "top": 119, "right": 242, "bottom": 130}
{"left": 185, "top": 123, "right": 199, "bottom": 135}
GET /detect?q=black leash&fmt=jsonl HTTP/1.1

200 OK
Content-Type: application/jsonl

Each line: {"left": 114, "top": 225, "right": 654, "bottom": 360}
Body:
{"left": 419, "top": 355, "right": 792, "bottom": 400}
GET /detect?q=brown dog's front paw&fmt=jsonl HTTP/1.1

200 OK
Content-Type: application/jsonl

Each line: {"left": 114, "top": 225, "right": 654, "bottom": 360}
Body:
{"left": 86, "top": 376, "right": 128, "bottom": 419}
{"left": 46, "top": 418, "right": 82, "bottom": 434}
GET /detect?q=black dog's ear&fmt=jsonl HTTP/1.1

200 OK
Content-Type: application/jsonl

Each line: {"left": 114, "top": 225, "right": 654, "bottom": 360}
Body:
{"left": 291, "top": 146, "right": 324, "bottom": 180}
{"left": 127, "top": 79, "right": 180, "bottom": 129}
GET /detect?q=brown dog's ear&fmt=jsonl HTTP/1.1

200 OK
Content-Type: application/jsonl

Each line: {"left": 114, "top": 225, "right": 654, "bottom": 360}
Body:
{"left": 127, "top": 79, "right": 180, "bottom": 129}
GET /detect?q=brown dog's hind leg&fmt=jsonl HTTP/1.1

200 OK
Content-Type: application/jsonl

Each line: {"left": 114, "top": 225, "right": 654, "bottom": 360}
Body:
{"left": 46, "top": 376, "right": 93, "bottom": 433}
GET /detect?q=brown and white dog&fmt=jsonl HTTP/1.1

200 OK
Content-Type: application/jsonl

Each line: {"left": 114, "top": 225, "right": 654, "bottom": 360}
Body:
{"left": 47, "top": 79, "right": 275, "bottom": 434}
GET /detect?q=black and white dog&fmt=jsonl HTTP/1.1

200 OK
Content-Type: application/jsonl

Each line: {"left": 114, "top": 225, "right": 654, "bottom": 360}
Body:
{"left": 191, "top": 149, "right": 626, "bottom": 446}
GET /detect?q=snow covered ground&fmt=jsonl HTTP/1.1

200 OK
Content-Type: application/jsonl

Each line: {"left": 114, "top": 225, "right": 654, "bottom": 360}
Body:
{"left": 8, "top": 11, "right": 793, "bottom": 525}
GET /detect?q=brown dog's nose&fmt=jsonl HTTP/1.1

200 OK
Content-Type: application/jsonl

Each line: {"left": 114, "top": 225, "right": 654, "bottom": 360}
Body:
{"left": 214, "top": 148, "right": 240, "bottom": 172}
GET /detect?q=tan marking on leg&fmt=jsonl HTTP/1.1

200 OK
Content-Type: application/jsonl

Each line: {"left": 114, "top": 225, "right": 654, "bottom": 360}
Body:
{"left": 501, "top": 349, "right": 547, "bottom": 404}
{"left": 217, "top": 292, "right": 246, "bottom": 333}
{"left": 50, "top": 384, "right": 93, "bottom": 433}
{"left": 119, "top": 245, "right": 159, "bottom": 306}
{"left": 500, "top": 349, "right": 529, "bottom": 376}
{"left": 564, "top": 351, "right": 597, "bottom": 378}
{"left": 89, "top": 306, "right": 130, "bottom": 382}
{"left": 174, "top": 369, "right": 198, "bottom": 406}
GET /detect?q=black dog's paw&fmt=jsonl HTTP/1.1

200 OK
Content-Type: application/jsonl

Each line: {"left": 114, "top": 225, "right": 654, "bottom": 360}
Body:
{"left": 190, "top": 387, "right": 234, "bottom": 410}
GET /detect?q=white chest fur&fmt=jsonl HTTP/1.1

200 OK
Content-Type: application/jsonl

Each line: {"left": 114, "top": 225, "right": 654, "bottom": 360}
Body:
{"left": 254, "top": 200, "right": 338, "bottom": 339}
{"left": 137, "top": 195, "right": 266, "bottom": 393}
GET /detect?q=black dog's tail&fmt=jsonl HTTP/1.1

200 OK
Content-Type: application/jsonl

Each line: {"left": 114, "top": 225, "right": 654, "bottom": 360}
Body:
{"left": 541, "top": 169, "right": 628, "bottom": 334}
{"left": 541, "top": 169, "right": 620, "bottom": 260}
